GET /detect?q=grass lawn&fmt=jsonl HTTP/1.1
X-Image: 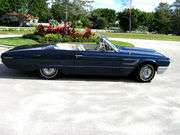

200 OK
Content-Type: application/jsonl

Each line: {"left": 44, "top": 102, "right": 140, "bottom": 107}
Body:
{"left": 1, "top": 30, "right": 180, "bottom": 41}
{"left": 0, "top": 37, "right": 134, "bottom": 47}
{"left": 0, "top": 37, "right": 39, "bottom": 46}
{"left": 97, "top": 32, "right": 180, "bottom": 41}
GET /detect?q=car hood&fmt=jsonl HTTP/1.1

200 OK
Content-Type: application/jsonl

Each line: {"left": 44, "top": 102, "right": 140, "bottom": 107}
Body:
{"left": 9, "top": 44, "right": 54, "bottom": 52}
{"left": 119, "top": 46, "right": 164, "bottom": 57}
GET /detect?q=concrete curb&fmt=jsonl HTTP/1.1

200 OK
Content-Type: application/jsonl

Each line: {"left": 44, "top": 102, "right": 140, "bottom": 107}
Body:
{"left": 0, "top": 45, "right": 13, "bottom": 56}
{"left": 0, "top": 35, "right": 22, "bottom": 38}
{"left": 0, "top": 45, "right": 13, "bottom": 48}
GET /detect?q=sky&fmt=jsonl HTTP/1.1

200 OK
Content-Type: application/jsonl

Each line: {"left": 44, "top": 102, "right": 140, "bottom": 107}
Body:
{"left": 93, "top": 0, "right": 175, "bottom": 12}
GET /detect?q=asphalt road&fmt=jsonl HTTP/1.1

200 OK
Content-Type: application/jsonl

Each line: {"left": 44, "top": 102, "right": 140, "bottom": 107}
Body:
{"left": 0, "top": 39, "right": 180, "bottom": 135}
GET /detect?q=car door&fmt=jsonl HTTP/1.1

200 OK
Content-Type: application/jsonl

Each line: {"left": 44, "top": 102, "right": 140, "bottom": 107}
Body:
{"left": 40, "top": 49, "right": 76, "bottom": 74}
{"left": 74, "top": 50, "right": 124, "bottom": 75}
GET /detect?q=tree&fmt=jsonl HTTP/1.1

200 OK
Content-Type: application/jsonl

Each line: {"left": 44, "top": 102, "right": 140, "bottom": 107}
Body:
{"left": 28, "top": 0, "right": 52, "bottom": 22}
{"left": 80, "top": 16, "right": 92, "bottom": 27}
{"left": 1, "top": 0, "right": 52, "bottom": 25}
{"left": 92, "top": 8, "right": 116, "bottom": 25}
{"left": 171, "top": 0, "right": 180, "bottom": 35}
{"left": 117, "top": 8, "right": 141, "bottom": 32}
{"left": 138, "top": 12, "right": 155, "bottom": 32}
{"left": 8, "top": 0, "right": 28, "bottom": 12}
{"left": 89, "top": 8, "right": 116, "bottom": 29}
{"left": 51, "top": 3, "right": 65, "bottom": 23}
{"left": 52, "top": 0, "right": 93, "bottom": 25}
{"left": 0, "top": 0, "right": 9, "bottom": 16}
{"left": 121, "top": 0, "right": 134, "bottom": 32}
{"left": 154, "top": 2, "right": 172, "bottom": 34}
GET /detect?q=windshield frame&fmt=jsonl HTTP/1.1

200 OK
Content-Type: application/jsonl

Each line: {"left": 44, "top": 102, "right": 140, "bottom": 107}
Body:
{"left": 98, "top": 35, "right": 118, "bottom": 52}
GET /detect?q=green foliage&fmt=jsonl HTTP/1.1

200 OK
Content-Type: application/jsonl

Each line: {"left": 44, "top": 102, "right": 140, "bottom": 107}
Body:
{"left": 92, "top": 8, "right": 116, "bottom": 24}
{"left": 94, "top": 17, "right": 108, "bottom": 29}
{"left": 0, "top": 0, "right": 51, "bottom": 24}
{"left": 51, "top": 3, "right": 65, "bottom": 23}
{"left": 89, "top": 8, "right": 116, "bottom": 29}
{"left": 71, "top": 21, "right": 83, "bottom": 28}
{"left": 136, "top": 26, "right": 149, "bottom": 33}
{"left": 45, "top": 33, "right": 62, "bottom": 42}
{"left": 80, "top": 17, "right": 92, "bottom": 28}
{"left": 49, "top": 19, "right": 60, "bottom": 27}
{"left": 23, "top": 34, "right": 46, "bottom": 42}
{"left": 51, "top": 0, "right": 92, "bottom": 24}
{"left": 0, "top": 0, "right": 9, "bottom": 16}
{"left": 138, "top": 12, "right": 155, "bottom": 32}
{"left": 171, "top": 0, "right": 180, "bottom": 35}
{"left": 28, "top": 0, "right": 52, "bottom": 22}
{"left": 23, "top": 33, "right": 98, "bottom": 43}
{"left": 8, "top": 0, "right": 28, "bottom": 12}
{"left": 0, "top": 28, "right": 35, "bottom": 32}
{"left": 154, "top": 2, "right": 172, "bottom": 34}
{"left": 117, "top": 8, "right": 141, "bottom": 32}
{"left": 26, "top": 24, "right": 39, "bottom": 27}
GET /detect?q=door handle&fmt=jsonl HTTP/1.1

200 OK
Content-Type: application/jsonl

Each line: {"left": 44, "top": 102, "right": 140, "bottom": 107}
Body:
{"left": 75, "top": 55, "right": 83, "bottom": 58}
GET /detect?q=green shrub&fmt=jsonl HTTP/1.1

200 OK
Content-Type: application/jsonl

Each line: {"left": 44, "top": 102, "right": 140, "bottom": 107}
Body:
{"left": 23, "top": 34, "right": 46, "bottom": 42}
{"left": 23, "top": 32, "right": 98, "bottom": 43}
{"left": 8, "top": 28, "right": 17, "bottom": 32}
{"left": 61, "top": 36, "right": 72, "bottom": 42}
{"left": 26, "top": 24, "right": 39, "bottom": 27}
{"left": 45, "top": 33, "right": 62, "bottom": 42}
{"left": 0, "top": 28, "right": 35, "bottom": 32}
{"left": 80, "top": 17, "right": 92, "bottom": 28}
{"left": 93, "top": 17, "right": 108, "bottom": 29}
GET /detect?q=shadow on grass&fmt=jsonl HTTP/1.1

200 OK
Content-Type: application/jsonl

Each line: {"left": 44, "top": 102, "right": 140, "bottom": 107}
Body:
{"left": 0, "top": 63, "right": 137, "bottom": 83}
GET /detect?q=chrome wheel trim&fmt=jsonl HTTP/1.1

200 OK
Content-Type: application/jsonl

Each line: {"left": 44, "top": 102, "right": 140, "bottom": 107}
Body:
{"left": 40, "top": 68, "right": 58, "bottom": 79}
{"left": 140, "top": 65, "right": 154, "bottom": 81}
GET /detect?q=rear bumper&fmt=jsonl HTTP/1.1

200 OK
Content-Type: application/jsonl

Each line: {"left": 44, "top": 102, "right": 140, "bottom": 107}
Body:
{"left": 157, "top": 66, "right": 169, "bottom": 74}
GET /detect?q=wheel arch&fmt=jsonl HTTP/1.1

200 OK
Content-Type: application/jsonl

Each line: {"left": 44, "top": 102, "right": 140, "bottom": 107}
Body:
{"left": 131, "top": 60, "right": 158, "bottom": 75}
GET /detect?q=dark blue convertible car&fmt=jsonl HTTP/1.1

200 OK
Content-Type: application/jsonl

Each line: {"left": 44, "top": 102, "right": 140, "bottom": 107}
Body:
{"left": 1, "top": 35, "right": 170, "bottom": 82}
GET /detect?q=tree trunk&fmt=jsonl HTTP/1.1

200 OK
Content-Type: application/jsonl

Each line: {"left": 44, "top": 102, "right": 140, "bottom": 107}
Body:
{"left": 65, "top": 1, "right": 68, "bottom": 34}
{"left": 129, "top": 0, "right": 132, "bottom": 33}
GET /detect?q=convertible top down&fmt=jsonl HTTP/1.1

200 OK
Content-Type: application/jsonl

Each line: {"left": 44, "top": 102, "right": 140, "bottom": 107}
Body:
{"left": 1, "top": 35, "right": 170, "bottom": 82}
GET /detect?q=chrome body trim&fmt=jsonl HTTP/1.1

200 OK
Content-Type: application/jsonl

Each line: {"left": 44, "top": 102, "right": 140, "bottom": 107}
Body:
{"left": 3, "top": 56, "right": 13, "bottom": 59}
{"left": 122, "top": 59, "right": 139, "bottom": 65}
{"left": 157, "top": 66, "right": 169, "bottom": 74}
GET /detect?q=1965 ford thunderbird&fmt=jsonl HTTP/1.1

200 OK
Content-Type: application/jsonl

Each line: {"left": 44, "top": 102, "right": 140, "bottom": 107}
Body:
{"left": 1, "top": 35, "right": 170, "bottom": 82}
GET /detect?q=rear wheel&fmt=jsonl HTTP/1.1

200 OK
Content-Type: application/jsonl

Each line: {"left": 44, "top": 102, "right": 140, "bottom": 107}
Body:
{"left": 39, "top": 68, "right": 60, "bottom": 79}
{"left": 135, "top": 64, "right": 155, "bottom": 82}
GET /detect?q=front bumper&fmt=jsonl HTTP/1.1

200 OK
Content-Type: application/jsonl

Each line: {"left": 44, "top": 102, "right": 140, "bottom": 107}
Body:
{"left": 157, "top": 66, "right": 169, "bottom": 74}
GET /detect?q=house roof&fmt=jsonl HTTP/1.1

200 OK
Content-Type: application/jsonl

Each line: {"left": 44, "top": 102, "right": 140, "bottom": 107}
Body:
{"left": 7, "top": 11, "right": 39, "bottom": 19}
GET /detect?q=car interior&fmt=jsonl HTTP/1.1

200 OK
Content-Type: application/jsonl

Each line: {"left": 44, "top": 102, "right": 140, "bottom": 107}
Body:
{"left": 55, "top": 41, "right": 116, "bottom": 52}
{"left": 54, "top": 35, "right": 117, "bottom": 52}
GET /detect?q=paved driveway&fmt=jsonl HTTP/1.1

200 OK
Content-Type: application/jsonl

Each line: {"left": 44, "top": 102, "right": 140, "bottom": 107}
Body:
{"left": 0, "top": 39, "right": 180, "bottom": 135}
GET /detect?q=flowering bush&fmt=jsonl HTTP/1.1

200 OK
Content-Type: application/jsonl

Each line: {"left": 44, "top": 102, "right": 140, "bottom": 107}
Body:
{"left": 23, "top": 24, "right": 97, "bottom": 43}
{"left": 36, "top": 24, "right": 95, "bottom": 39}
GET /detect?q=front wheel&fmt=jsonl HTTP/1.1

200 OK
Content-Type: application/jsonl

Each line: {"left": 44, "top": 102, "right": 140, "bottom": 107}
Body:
{"left": 135, "top": 64, "right": 156, "bottom": 82}
{"left": 39, "top": 68, "right": 60, "bottom": 79}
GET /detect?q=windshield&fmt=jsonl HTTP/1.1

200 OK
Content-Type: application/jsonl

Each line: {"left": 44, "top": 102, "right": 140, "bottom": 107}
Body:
{"left": 97, "top": 35, "right": 118, "bottom": 52}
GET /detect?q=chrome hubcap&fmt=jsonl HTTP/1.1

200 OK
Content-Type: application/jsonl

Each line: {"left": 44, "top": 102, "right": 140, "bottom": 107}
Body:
{"left": 140, "top": 65, "right": 154, "bottom": 81}
{"left": 42, "top": 68, "right": 56, "bottom": 76}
